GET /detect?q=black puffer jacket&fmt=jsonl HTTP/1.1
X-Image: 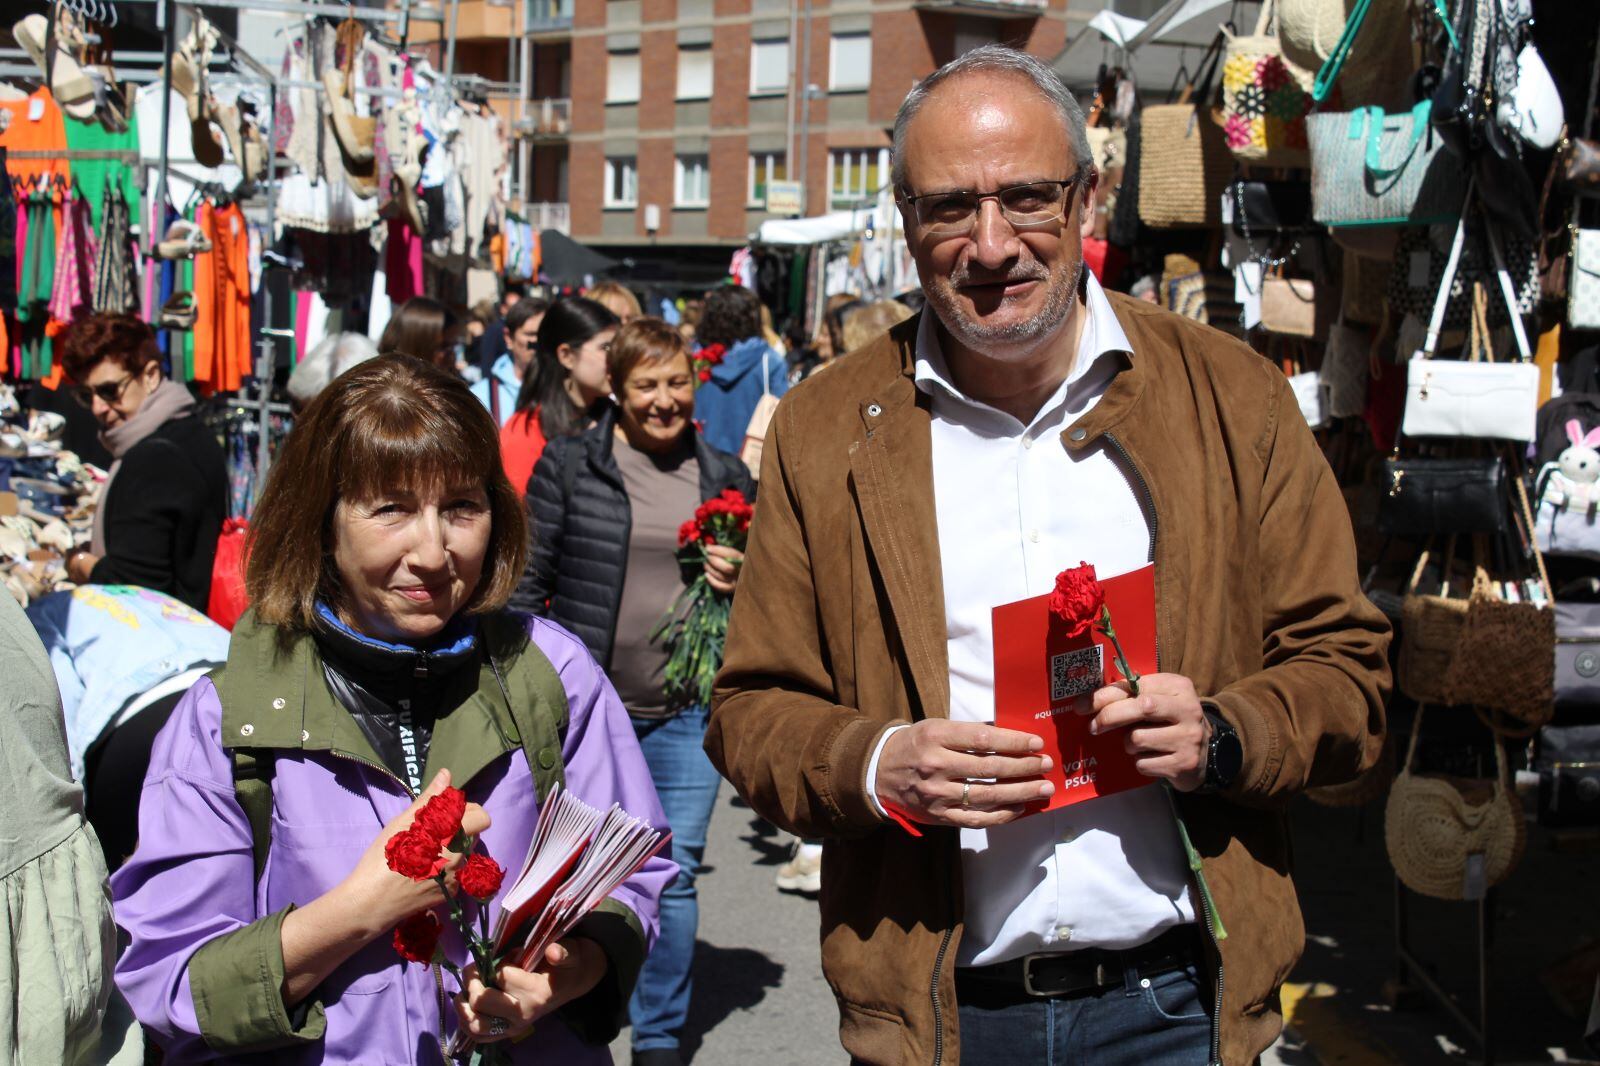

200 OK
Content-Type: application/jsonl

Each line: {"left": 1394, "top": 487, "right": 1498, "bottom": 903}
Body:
{"left": 512, "top": 406, "right": 756, "bottom": 667}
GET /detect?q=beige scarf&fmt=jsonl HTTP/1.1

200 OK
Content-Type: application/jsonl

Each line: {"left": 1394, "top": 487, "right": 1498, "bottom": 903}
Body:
{"left": 91, "top": 378, "right": 197, "bottom": 555}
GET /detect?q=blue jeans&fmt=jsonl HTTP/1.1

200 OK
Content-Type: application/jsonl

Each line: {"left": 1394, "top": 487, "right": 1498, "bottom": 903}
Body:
{"left": 957, "top": 962, "right": 1213, "bottom": 1065}
{"left": 628, "top": 706, "right": 722, "bottom": 1053}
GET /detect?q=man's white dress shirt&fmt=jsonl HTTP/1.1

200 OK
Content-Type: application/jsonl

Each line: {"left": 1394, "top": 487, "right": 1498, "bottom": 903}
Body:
{"left": 866, "top": 274, "right": 1195, "bottom": 968}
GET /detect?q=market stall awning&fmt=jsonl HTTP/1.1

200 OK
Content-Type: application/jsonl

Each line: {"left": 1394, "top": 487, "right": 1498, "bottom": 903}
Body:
{"left": 757, "top": 210, "right": 879, "bottom": 246}
{"left": 539, "top": 229, "right": 621, "bottom": 286}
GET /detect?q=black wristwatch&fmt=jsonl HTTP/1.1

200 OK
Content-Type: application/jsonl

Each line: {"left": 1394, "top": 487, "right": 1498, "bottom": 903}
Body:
{"left": 1200, "top": 709, "right": 1242, "bottom": 793}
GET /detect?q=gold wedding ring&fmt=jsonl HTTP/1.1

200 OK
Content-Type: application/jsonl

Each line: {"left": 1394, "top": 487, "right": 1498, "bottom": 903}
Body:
{"left": 961, "top": 780, "right": 972, "bottom": 808}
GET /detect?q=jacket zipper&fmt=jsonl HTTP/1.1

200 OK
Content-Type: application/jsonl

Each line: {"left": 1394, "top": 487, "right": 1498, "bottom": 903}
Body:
{"left": 324, "top": 748, "right": 450, "bottom": 1059}
{"left": 930, "top": 926, "right": 954, "bottom": 1066}
{"left": 1104, "top": 432, "right": 1226, "bottom": 1066}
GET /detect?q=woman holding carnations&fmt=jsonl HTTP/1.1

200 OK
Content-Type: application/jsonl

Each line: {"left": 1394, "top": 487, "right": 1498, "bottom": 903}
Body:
{"left": 110, "top": 355, "right": 674, "bottom": 1064}
{"left": 514, "top": 317, "right": 754, "bottom": 1066}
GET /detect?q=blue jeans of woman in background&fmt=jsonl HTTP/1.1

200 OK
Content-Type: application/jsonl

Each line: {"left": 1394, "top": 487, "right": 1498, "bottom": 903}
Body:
{"left": 628, "top": 705, "right": 721, "bottom": 1059}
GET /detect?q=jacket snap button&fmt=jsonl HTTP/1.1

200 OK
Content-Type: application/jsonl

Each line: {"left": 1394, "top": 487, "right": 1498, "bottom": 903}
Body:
{"left": 538, "top": 746, "right": 557, "bottom": 770}
{"left": 301, "top": 730, "right": 310, "bottom": 742}
{"left": 867, "top": 403, "right": 882, "bottom": 417}
{"left": 1069, "top": 427, "right": 1087, "bottom": 443}
{"left": 240, "top": 723, "right": 254, "bottom": 737}
{"left": 272, "top": 697, "right": 286, "bottom": 710}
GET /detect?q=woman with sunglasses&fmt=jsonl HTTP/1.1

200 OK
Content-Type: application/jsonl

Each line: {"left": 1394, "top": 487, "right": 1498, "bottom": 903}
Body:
{"left": 58, "top": 314, "right": 227, "bottom": 613}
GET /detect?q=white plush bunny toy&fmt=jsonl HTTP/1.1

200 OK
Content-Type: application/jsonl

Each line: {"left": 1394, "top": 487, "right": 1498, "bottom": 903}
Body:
{"left": 1548, "top": 418, "right": 1600, "bottom": 509}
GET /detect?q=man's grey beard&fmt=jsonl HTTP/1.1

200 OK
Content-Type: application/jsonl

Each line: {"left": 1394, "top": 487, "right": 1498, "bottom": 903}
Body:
{"left": 925, "top": 257, "right": 1083, "bottom": 351}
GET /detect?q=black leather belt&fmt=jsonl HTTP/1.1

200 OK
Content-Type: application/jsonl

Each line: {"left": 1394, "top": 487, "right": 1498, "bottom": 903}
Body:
{"left": 955, "top": 926, "right": 1199, "bottom": 1006}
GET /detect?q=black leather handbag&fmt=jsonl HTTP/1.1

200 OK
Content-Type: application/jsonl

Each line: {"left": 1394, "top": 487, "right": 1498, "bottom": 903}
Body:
{"left": 1535, "top": 723, "right": 1600, "bottom": 828}
{"left": 1227, "top": 180, "right": 1312, "bottom": 235}
{"left": 1377, "top": 456, "right": 1509, "bottom": 537}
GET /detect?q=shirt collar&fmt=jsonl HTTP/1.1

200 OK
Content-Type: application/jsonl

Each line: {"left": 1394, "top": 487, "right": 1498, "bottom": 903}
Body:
{"left": 913, "top": 271, "right": 1132, "bottom": 424}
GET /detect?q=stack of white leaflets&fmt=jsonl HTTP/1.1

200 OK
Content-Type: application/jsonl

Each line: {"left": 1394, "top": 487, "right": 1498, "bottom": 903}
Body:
{"left": 448, "top": 784, "right": 669, "bottom": 1055}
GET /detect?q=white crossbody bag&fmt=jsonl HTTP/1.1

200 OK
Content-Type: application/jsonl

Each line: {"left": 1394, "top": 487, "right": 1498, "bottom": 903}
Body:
{"left": 1404, "top": 201, "right": 1539, "bottom": 442}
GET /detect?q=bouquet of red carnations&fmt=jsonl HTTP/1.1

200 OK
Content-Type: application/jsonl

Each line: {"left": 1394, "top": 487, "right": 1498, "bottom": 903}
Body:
{"left": 386, "top": 786, "right": 507, "bottom": 981}
{"left": 652, "top": 488, "right": 754, "bottom": 710}
{"left": 690, "top": 343, "right": 725, "bottom": 384}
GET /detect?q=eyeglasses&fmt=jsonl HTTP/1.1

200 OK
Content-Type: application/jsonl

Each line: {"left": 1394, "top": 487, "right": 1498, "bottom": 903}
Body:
{"left": 70, "top": 373, "right": 136, "bottom": 408}
{"left": 900, "top": 173, "right": 1090, "bottom": 238}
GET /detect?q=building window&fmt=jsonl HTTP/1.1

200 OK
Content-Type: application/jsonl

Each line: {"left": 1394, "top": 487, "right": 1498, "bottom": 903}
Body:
{"left": 604, "top": 156, "right": 638, "bottom": 208}
{"left": 748, "top": 152, "right": 788, "bottom": 207}
{"left": 606, "top": 50, "right": 640, "bottom": 104}
{"left": 677, "top": 45, "right": 712, "bottom": 101}
{"left": 829, "top": 33, "right": 871, "bottom": 91}
{"left": 675, "top": 155, "right": 711, "bottom": 207}
{"left": 750, "top": 39, "right": 789, "bottom": 96}
{"left": 831, "top": 148, "right": 888, "bottom": 206}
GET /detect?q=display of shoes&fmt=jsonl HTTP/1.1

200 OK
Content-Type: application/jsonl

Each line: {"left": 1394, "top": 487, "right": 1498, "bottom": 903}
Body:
{"left": 160, "top": 291, "right": 198, "bottom": 330}
{"left": 0, "top": 403, "right": 105, "bottom": 608}
{"left": 774, "top": 841, "right": 823, "bottom": 895}
{"left": 157, "top": 219, "right": 212, "bottom": 259}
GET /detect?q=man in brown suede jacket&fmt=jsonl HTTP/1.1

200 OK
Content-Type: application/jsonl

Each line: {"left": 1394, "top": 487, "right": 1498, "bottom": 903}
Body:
{"left": 706, "top": 46, "right": 1391, "bottom": 1066}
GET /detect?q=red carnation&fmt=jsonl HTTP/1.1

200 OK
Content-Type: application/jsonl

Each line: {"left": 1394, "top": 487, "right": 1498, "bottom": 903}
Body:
{"left": 1049, "top": 562, "right": 1106, "bottom": 639}
{"left": 392, "top": 910, "right": 441, "bottom": 964}
{"left": 457, "top": 853, "right": 506, "bottom": 901}
{"left": 699, "top": 343, "right": 726, "bottom": 364}
{"left": 698, "top": 368, "right": 712, "bottom": 383}
{"left": 385, "top": 826, "right": 450, "bottom": 881}
{"left": 678, "top": 519, "right": 702, "bottom": 547}
{"left": 413, "top": 787, "right": 467, "bottom": 846}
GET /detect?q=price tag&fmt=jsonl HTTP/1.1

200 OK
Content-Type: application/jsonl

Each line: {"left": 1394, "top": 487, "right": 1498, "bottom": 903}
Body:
{"left": 28, "top": 95, "right": 45, "bottom": 122}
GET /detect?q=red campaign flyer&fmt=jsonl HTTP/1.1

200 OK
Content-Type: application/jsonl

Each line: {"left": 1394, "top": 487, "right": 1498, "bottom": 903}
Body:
{"left": 991, "top": 563, "right": 1159, "bottom": 814}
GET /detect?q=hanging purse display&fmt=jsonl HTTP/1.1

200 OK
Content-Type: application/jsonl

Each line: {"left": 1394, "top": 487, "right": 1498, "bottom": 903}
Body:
{"left": 1556, "top": 26, "right": 1600, "bottom": 193}
{"left": 1322, "top": 318, "right": 1370, "bottom": 418}
{"left": 1378, "top": 456, "right": 1508, "bottom": 537}
{"left": 1220, "top": 0, "right": 1315, "bottom": 166}
{"left": 1139, "top": 31, "right": 1232, "bottom": 229}
{"left": 1385, "top": 706, "right": 1526, "bottom": 901}
{"left": 1569, "top": 228, "right": 1600, "bottom": 331}
{"left": 1289, "top": 369, "right": 1330, "bottom": 429}
{"left": 1307, "top": 100, "right": 1465, "bottom": 228}
{"left": 1534, "top": 722, "right": 1600, "bottom": 829}
{"left": 1260, "top": 276, "right": 1317, "bottom": 336}
{"left": 1554, "top": 601, "right": 1600, "bottom": 708}
{"left": 1397, "top": 542, "right": 1472, "bottom": 705}
{"left": 1445, "top": 567, "right": 1555, "bottom": 728}
{"left": 1227, "top": 179, "right": 1313, "bottom": 234}
{"left": 1402, "top": 218, "right": 1538, "bottom": 442}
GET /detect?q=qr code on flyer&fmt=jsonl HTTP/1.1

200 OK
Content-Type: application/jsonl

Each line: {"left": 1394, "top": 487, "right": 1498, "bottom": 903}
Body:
{"left": 1050, "top": 645, "right": 1103, "bottom": 703}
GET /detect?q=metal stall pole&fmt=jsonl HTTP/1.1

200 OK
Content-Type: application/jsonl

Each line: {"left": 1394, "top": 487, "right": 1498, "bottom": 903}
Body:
{"left": 152, "top": 0, "right": 176, "bottom": 257}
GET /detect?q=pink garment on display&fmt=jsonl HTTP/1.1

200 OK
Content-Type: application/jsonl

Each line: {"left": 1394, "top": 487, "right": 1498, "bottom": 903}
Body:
{"left": 48, "top": 191, "right": 96, "bottom": 327}
{"left": 12, "top": 200, "right": 28, "bottom": 375}
{"left": 295, "top": 288, "right": 312, "bottom": 362}
{"left": 385, "top": 219, "right": 423, "bottom": 304}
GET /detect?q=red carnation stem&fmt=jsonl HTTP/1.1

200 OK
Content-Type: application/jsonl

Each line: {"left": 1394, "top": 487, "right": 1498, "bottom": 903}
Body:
{"left": 1096, "top": 605, "right": 1141, "bottom": 697}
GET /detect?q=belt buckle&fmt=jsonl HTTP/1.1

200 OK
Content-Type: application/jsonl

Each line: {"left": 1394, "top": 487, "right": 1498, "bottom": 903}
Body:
{"left": 1021, "top": 953, "right": 1111, "bottom": 998}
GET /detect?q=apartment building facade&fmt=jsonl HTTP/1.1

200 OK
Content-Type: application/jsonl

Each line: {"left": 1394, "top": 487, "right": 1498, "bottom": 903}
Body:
{"left": 518, "top": 0, "right": 1068, "bottom": 263}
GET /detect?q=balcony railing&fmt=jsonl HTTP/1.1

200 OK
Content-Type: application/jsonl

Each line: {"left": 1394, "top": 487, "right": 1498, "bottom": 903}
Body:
{"left": 526, "top": 201, "right": 570, "bottom": 235}
{"left": 911, "top": 0, "right": 1047, "bottom": 14}
{"left": 515, "top": 98, "right": 571, "bottom": 138}
{"left": 526, "top": 0, "right": 574, "bottom": 32}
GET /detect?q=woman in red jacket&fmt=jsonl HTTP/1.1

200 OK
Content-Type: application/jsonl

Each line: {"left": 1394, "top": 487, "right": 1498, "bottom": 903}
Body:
{"left": 499, "top": 297, "right": 619, "bottom": 497}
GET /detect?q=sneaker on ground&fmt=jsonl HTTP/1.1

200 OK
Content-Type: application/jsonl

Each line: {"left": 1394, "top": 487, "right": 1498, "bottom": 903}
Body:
{"left": 774, "top": 841, "right": 823, "bottom": 894}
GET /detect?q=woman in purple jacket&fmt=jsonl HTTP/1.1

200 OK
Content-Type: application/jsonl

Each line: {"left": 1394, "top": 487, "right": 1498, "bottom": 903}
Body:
{"left": 110, "top": 355, "right": 674, "bottom": 1064}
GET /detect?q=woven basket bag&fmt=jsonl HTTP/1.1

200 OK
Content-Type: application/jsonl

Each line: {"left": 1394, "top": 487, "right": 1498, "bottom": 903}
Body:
{"left": 1385, "top": 707, "right": 1526, "bottom": 900}
{"left": 1397, "top": 548, "right": 1470, "bottom": 706}
{"left": 1279, "top": 0, "right": 1415, "bottom": 110}
{"left": 1138, "top": 104, "right": 1233, "bottom": 228}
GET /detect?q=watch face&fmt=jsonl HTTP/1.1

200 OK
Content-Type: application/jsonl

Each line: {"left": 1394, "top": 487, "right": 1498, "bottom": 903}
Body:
{"left": 1213, "top": 729, "right": 1244, "bottom": 786}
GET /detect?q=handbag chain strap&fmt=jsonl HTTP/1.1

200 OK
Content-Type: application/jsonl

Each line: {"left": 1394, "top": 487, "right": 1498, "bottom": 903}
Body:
{"left": 1232, "top": 182, "right": 1302, "bottom": 270}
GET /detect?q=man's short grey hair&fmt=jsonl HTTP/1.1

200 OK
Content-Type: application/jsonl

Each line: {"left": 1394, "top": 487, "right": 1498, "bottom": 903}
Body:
{"left": 286, "top": 332, "right": 382, "bottom": 406}
{"left": 891, "top": 45, "right": 1091, "bottom": 194}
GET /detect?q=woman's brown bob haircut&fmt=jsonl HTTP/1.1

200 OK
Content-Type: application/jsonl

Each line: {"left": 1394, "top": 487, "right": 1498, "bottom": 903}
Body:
{"left": 246, "top": 354, "right": 527, "bottom": 633}
{"left": 607, "top": 316, "right": 690, "bottom": 387}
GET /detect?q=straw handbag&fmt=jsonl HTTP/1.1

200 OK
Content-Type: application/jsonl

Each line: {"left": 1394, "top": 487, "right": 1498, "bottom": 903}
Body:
{"left": 1220, "top": 0, "right": 1315, "bottom": 166}
{"left": 1385, "top": 707, "right": 1525, "bottom": 900}
{"left": 1140, "top": 31, "right": 1232, "bottom": 229}
{"left": 1397, "top": 543, "right": 1471, "bottom": 706}
{"left": 1443, "top": 478, "right": 1556, "bottom": 728}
